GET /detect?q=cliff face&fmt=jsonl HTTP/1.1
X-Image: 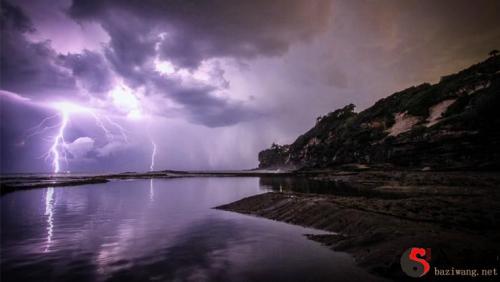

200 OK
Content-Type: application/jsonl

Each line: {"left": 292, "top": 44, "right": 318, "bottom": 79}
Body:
{"left": 259, "top": 56, "right": 500, "bottom": 170}
{"left": 258, "top": 144, "right": 291, "bottom": 169}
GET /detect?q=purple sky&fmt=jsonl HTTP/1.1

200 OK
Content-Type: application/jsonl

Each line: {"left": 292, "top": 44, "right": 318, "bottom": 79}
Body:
{"left": 1, "top": 0, "right": 500, "bottom": 173}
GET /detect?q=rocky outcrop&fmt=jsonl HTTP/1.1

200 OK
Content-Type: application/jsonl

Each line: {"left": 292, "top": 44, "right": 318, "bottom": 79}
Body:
{"left": 258, "top": 56, "right": 500, "bottom": 170}
{"left": 258, "top": 143, "right": 291, "bottom": 169}
{"left": 216, "top": 170, "right": 500, "bottom": 280}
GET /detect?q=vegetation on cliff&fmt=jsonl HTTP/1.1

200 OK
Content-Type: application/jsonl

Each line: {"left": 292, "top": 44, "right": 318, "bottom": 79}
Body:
{"left": 259, "top": 56, "right": 500, "bottom": 170}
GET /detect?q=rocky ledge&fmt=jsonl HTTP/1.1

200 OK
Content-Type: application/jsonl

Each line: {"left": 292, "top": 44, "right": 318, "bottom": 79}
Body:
{"left": 216, "top": 170, "right": 500, "bottom": 280}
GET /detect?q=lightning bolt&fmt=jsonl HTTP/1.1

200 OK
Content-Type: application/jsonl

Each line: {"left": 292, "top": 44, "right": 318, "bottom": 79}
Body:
{"left": 47, "top": 109, "right": 69, "bottom": 173}
{"left": 4, "top": 92, "right": 138, "bottom": 252}
{"left": 40, "top": 105, "right": 132, "bottom": 251}
{"left": 40, "top": 104, "right": 132, "bottom": 253}
{"left": 37, "top": 102, "right": 130, "bottom": 173}
{"left": 104, "top": 116, "right": 129, "bottom": 143}
{"left": 5, "top": 88, "right": 139, "bottom": 173}
{"left": 148, "top": 130, "right": 157, "bottom": 202}
{"left": 89, "top": 113, "right": 128, "bottom": 143}
{"left": 150, "top": 140, "right": 157, "bottom": 171}
{"left": 24, "top": 114, "right": 60, "bottom": 140}
{"left": 91, "top": 112, "right": 112, "bottom": 139}
{"left": 43, "top": 111, "right": 63, "bottom": 251}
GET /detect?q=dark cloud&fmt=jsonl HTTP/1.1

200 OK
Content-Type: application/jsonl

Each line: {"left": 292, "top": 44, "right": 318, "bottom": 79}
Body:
{"left": 3, "top": 0, "right": 499, "bottom": 172}
{"left": 59, "top": 50, "right": 113, "bottom": 94}
{"left": 0, "top": 0, "right": 33, "bottom": 32}
{"left": 150, "top": 75, "right": 259, "bottom": 127}
{"left": 100, "top": 12, "right": 157, "bottom": 87}
{"left": 1, "top": 0, "right": 333, "bottom": 128}
{"left": 69, "top": 0, "right": 332, "bottom": 69}
{"left": 330, "top": 0, "right": 500, "bottom": 86}
{"left": 0, "top": 1, "right": 75, "bottom": 96}
{"left": 68, "top": 0, "right": 311, "bottom": 127}
{"left": 1, "top": 0, "right": 261, "bottom": 127}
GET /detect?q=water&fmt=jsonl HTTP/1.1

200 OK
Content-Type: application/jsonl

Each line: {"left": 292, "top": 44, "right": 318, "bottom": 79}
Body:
{"left": 1, "top": 177, "right": 383, "bottom": 282}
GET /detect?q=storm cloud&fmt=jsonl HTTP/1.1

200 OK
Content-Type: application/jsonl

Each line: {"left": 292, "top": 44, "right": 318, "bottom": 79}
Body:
{"left": 1, "top": 0, "right": 331, "bottom": 127}
{"left": 69, "top": 0, "right": 331, "bottom": 68}
{"left": 0, "top": 1, "right": 75, "bottom": 97}
{"left": 1, "top": 0, "right": 500, "bottom": 173}
{"left": 60, "top": 51, "right": 113, "bottom": 95}
{"left": 64, "top": 0, "right": 331, "bottom": 126}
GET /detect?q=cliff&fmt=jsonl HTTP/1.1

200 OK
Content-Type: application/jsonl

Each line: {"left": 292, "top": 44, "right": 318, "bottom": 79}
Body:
{"left": 259, "top": 56, "right": 500, "bottom": 170}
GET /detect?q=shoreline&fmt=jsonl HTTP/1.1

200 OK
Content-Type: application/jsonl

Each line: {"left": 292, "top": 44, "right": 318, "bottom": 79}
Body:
{"left": 216, "top": 171, "right": 500, "bottom": 280}
{"left": 3, "top": 167, "right": 499, "bottom": 195}
{"left": 2, "top": 169, "right": 500, "bottom": 280}
{"left": 0, "top": 169, "right": 296, "bottom": 195}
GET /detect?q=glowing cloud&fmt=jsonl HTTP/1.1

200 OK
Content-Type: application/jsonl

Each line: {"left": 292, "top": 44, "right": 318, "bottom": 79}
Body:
{"left": 41, "top": 101, "right": 132, "bottom": 173}
{"left": 109, "top": 84, "right": 142, "bottom": 119}
{"left": 155, "top": 59, "right": 176, "bottom": 75}
{"left": 66, "top": 137, "right": 95, "bottom": 158}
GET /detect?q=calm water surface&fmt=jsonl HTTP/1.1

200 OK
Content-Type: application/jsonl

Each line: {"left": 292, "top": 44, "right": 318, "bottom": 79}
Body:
{"left": 1, "top": 177, "right": 384, "bottom": 282}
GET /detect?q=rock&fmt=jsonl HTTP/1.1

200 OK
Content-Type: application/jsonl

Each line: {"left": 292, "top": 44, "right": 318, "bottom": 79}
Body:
{"left": 258, "top": 143, "right": 292, "bottom": 169}
{"left": 216, "top": 170, "right": 500, "bottom": 281}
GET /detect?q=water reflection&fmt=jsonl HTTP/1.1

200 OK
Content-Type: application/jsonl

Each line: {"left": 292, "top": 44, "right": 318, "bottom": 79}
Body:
{"left": 260, "top": 176, "right": 397, "bottom": 198}
{"left": 96, "top": 222, "right": 136, "bottom": 276}
{"left": 44, "top": 187, "right": 55, "bottom": 252}
{"left": 1, "top": 177, "right": 385, "bottom": 282}
{"left": 149, "top": 179, "right": 154, "bottom": 202}
{"left": 259, "top": 176, "right": 354, "bottom": 195}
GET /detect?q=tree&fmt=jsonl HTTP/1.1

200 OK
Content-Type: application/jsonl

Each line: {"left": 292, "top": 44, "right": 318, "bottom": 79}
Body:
{"left": 489, "top": 49, "right": 499, "bottom": 57}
